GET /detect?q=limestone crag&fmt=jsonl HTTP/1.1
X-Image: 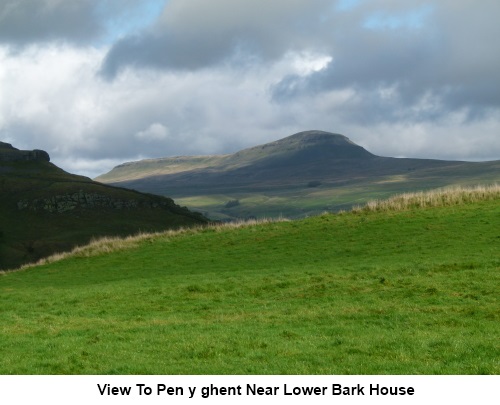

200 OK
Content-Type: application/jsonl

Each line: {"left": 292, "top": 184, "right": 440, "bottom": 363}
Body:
{"left": 0, "top": 142, "right": 50, "bottom": 162}
{"left": 17, "top": 190, "right": 172, "bottom": 213}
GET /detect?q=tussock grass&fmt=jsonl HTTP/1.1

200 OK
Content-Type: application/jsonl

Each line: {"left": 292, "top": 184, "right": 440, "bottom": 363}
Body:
{"left": 353, "top": 183, "right": 500, "bottom": 213}
{"left": 211, "top": 216, "right": 289, "bottom": 231}
{"left": 17, "top": 233, "right": 161, "bottom": 270}
{"left": 11, "top": 217, "right": 288, "bottom": 272}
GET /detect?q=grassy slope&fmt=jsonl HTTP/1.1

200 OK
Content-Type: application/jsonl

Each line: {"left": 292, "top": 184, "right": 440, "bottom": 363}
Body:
{"left": 0, "top": 188, "right": 498, "bottom": 374}
{"left": 0, "top": 160, "right": 207, "bottom": 270}
{"left": 99, "top": 155, "right": 229, "bottom": 181}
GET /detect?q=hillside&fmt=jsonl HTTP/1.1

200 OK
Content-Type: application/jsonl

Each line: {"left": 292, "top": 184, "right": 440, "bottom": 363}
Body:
{"left": 0, "top": 142, "right": 208, "bottom": 270}
{"left": 1, "top": 186, "right": 499, "bottom": 374}
{"left": 96, "top": 130, "right": 500, "bottom": 220}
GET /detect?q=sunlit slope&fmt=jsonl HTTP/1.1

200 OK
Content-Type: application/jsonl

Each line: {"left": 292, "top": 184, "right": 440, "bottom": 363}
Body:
{"left": 1, "top": 187, "right": 498, "bottom": 374}
{"left": 96, "top": 131, "right": 500, "bottom": 219}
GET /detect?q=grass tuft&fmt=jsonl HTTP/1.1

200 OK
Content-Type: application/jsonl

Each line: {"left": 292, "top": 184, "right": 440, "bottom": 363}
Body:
{"left": 14, "top": 217, "right": 289, "bottom": 272}
{"left": 353, "top": 183, "right": 500, "bottom": 213}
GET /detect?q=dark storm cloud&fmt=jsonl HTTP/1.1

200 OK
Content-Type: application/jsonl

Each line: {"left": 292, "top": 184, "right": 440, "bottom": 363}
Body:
{"left": 0, "top": 0, "right": 153, "bottom": 46}
{"left": 272, "top": 0, "right": 500, "bottom": 122}
{"left": 100, "top": 0, "right": 332, "bottom": 78}
{"left": 0, "top": 0, "right": 100, "bottom": 45}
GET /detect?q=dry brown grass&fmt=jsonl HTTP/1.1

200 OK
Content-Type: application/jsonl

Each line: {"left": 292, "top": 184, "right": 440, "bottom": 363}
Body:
{"left": 352, "top": 183, "right": 500, "bottom": 213}
{"left": 211, "top": 216, "right": 289, "bottom": 231}
{"left": 12, "top": 217, "right": 288, "bottom": 272}
{"left": 15, "top": 232, "right": 162, "bottom": 271}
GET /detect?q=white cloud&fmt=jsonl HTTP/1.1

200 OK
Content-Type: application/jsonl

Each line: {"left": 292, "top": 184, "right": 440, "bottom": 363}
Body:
{"left": 135, "top": 123, "right": 169, "bottom": 141}
{"left": 0, "top": 45, "right": 105, "bottom": 149}
{"left": 288, "top": 52, "right": 333, "bottom": 76}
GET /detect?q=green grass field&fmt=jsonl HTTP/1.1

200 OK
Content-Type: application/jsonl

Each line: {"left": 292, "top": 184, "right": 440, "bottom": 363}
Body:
{"left": 1, "top": 187, "right": 499, "bottom": 374}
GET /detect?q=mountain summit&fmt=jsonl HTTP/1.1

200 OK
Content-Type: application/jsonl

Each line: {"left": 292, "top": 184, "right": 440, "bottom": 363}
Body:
{"left": 225, "top": 131, "right": 375, "bottom": 168}
{"left": 244, "top": 130, "right": 373, "bottom": 157}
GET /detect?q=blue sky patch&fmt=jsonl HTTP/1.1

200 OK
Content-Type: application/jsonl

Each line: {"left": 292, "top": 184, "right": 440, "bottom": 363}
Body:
{"left": 363, "top": 5, "right": 434, "bottom": 30}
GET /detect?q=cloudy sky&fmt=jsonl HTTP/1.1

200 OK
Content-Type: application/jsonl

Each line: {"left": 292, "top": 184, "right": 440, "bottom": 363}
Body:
{"left": 1, "top": 0, "right": 499, "bottom": 178}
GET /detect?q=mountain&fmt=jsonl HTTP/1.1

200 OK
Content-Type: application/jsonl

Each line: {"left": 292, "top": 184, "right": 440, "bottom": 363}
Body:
{"left": 96, "top": 130, "right": 500, "bottom": 220}
{"left": 97, "top": 131, "right": 375, "bottom": 184}
{"left": 0, "top": 142, "right": 208, "bottom": 270}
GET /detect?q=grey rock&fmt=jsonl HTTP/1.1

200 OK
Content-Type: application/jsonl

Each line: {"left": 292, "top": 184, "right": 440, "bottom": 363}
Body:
{"left": 17, "top": 190, "right": 170, "bottom": 213}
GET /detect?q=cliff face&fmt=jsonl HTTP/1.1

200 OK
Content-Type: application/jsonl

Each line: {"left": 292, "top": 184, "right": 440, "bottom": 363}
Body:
{"left": 16, "top": 190, "right": 177, "bottom": 213}
{"left": 0, "top": 141, "right": 50, "bottom": 162}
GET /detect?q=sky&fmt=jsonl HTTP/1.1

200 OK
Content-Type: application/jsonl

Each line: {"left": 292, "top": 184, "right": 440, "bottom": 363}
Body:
{"left": 1, "top": 0, "right": 499, "bottom": 178}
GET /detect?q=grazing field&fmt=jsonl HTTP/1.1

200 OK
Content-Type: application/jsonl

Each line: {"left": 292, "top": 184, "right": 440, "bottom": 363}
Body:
{"left": 1, "top": 186, "right": 499, "bottom": 374}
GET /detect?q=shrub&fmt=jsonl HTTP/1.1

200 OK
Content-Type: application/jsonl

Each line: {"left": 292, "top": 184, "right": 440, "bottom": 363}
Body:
{"left": 224, "top": 199, "right": 240, "bottom": 208}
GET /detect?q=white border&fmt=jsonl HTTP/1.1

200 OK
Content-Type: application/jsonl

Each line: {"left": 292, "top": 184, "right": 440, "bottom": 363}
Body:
{"left": 1, "top": 375, "right": 498, "bottom": 404}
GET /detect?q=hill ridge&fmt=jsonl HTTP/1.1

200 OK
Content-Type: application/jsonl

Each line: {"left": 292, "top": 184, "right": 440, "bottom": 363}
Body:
{"left": 95, "top": 130, "right": 375, "bottom": 183}
{"left": 0, "top": 142, "right": 208, "bottom": 270}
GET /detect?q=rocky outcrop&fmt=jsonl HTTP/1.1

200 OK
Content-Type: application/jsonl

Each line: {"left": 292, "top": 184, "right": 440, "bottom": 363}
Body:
{"left": 17, "top": 190, "right": 172, "bottom": 213}
{"left": 0, "top": 142, "right": 15, "bottom": 149}
{"left": 0, "top": 142, "right": 50, "bottom": 162}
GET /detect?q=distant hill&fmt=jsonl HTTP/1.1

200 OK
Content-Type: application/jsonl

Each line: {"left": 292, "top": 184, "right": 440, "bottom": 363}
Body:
{"left": 96, "top": 130, "right": 500, "bottom": 220}
{"left": 0, "top": 142, "right": 208, "bottom": 270}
